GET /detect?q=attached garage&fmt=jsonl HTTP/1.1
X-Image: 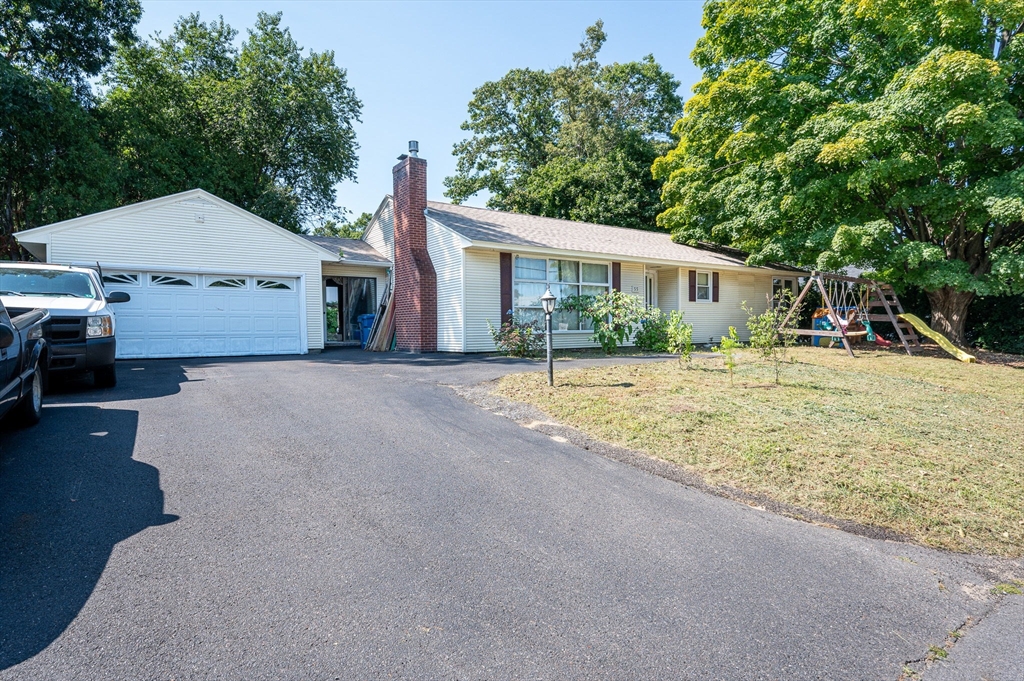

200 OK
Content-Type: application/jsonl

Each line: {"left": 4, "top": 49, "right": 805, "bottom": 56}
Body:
{"left": 14, "top": 189, "right": 391, "bottom": 359}
{"left": 103, "top": 270, "right": 303, "bottom": 359}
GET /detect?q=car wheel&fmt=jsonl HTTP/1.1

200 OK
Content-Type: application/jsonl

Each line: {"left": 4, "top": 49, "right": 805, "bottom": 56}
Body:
{"left": 13, "top": 363, "right": 43, "bottom": 427}
{"left": 94, "top": 363, "right": 117, "bottom": 388}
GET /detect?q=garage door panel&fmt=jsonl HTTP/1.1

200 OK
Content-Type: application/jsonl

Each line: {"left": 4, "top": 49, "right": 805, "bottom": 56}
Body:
{"left": 175, "top": 296, "right": 200, "bottom": 312}
{"left": 148, "top": 294, "right": 174, "bottom": 312}
{"left": 203, "top": 295, "right": 228, "bottom": 312}
{"left": 253, "top": 298, "right": 275, "bottom": 313}
{"left": 175, "top": 337, "right": 203, "bottom": 356}
{"left": 109, "top": 272, "right": 301, "bottom": 359}
{"left": 147, "top": 316, "right": 174, "bottom": 333}
{"left": 228, "top": 317, "right": 251, "bottom": 333}
{"left": 203, "top": 315, "right": 227, "bottom": 333}
{"left": 229, "top": 297, "right": 252, "bottom": 313}
{"left": 203, "top": 338, "right": 227, "bottom": 355}
{"left": 177, "top": 316, "right": 201, "bottom": 333}
{"left": 253, "top": 317, "right": 276, "bottom": 333}
{"left": 278, "top": 317, "right": 300, "bottom": 333}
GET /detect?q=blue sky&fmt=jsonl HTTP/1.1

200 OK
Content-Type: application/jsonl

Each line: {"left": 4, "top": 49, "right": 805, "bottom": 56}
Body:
{"left": 138, "top": 1, "right": 707, "bottom": 220}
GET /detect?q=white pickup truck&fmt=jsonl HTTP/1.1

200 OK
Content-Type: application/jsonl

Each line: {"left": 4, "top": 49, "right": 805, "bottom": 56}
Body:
{"left": 0, "top": 263, "right": 130, "bottom": 388}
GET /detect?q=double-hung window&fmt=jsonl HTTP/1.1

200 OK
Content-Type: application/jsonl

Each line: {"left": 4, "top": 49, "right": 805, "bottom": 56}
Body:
{"left": 695, "top": 271, "right": 712, "bottom": 301}
{"left": 513, "top": 256, "right": 610, "bottom": 331}
{"left": 772, "top": 277, "right": 795, "bottom": 307}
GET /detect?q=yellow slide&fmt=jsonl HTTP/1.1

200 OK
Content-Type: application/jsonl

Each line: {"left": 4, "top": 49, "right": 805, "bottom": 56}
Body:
{"left": 897, "top": 313, "right": 977, "bottom": 363}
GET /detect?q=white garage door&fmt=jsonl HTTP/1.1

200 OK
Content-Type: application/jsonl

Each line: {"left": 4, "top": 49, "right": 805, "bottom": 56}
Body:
{"left": 102, "top": 271, "right": 303, "bottom": 359}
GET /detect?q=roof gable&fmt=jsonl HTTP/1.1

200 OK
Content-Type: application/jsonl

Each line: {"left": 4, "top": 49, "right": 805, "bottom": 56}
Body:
{"left": 15, "top": 189, "right": 341, "bottom": 261}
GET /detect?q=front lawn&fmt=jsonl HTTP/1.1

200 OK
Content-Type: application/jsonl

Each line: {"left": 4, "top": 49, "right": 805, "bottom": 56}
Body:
{"left": 496, "top": 347, "right": 1024, "bottom": 556}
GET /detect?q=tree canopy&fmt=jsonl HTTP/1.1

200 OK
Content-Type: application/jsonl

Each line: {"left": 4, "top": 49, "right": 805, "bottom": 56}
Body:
{"left": 2, "top": 0, "right": 141, "bottom": 86}
{"left": 445, "top": 21, "right": 682, "bottom": 230}
{"left": 101, "top": 12, "right": 362, "bottom": 233}
{"left": 654, "top": 0, "right": 1024, "bottom": 343}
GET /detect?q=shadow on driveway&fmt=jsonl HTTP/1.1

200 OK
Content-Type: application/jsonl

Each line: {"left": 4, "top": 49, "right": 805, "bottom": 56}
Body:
{"left": 0, "top": 405, "right": 177, "bottom": 670}
{"left": 46, "top": 361, "right": 193, "bottom": 403}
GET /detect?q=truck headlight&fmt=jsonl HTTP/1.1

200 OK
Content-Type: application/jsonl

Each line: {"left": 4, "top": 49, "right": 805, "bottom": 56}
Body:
{"left": 27, "top": 326, "right": 43, "bottom": 341}
{"left": 86, "top": 315, "right": 114, "bottom": 338}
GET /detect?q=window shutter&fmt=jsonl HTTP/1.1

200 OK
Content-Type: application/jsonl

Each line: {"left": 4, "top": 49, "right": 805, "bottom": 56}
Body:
{"left": 500, "top": 252, "right": 512, "bottom": 324}
{"left": 612, "top": 262, "right": 621, "bottom": 292}
{"left": 712, "top": 272, "right": 720, "bottom": 302}
{"left": 688, "top": 270, "right": 697, "bottom": 302}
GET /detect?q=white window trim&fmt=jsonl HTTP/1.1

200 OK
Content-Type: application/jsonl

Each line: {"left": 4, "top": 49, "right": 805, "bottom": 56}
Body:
{"left": 695, "top": 270, "right": 712, "bottom": 303}
{"left": 204, "top": 275, "right": 249, "bottom": 290}
{"left": 512, "top": 255, "right": 611, "bottom": 332}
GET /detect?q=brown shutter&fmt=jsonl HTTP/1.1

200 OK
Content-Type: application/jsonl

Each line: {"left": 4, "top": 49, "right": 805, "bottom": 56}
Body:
{"left": 712, "top": 272, "right": 720, "bottom": 302}
{"left": 500, "top": 252, "right": 513, "bottom": 324}
{"left": 688, "top": 270, "right": 697, "bottom": 302}
{"left": 611, "top": 262, "right": 621, "bottom": 292}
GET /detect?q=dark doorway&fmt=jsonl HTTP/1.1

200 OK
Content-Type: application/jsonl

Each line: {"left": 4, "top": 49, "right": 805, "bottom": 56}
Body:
{"left": 325, "top": 277, "right": 377, "bottom": 344}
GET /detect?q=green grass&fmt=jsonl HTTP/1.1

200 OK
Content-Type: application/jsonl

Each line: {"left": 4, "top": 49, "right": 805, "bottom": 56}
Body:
{"left": 496, "top": 347, "right": 1024, "bottom": 556}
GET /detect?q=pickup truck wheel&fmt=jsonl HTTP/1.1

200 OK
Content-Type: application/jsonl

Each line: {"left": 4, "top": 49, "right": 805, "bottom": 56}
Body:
{"left": 94, "top": 363, "right": 117, "bottom": 388}
{"left": 13, "top": 364, "right": 43, "bottom": 427}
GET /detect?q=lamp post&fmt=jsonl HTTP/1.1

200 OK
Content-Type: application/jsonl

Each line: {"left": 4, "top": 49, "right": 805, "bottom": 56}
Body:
{"left": 541, "top": 288, "right": 556, "bottom": 387}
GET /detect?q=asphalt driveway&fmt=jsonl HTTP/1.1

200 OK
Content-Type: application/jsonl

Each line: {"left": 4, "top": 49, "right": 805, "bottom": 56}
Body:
{"left": 1, "top": 350, "right": 1020, "bottom": 680}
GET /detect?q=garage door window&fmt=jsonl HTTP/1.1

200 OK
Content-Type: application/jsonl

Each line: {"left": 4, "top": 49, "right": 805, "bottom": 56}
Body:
{"left": 256, "top": 278, "right": 293, "bottom": 291}
{"left": 206, "top": 276, "right": 247, "bottom": 289}
{"left": 151, "top": 274, "right": 196, "bottom": 287}
{"left": 103, "top": 272, "right": 140, "bottom": 286}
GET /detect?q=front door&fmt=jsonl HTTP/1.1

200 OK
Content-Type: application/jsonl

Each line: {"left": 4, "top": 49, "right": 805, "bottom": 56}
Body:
{"left": 645, "top": 271, "right": 658, "bottom": 309}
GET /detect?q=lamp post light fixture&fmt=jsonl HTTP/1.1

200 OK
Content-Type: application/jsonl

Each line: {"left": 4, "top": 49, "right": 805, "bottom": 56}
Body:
{"left": 540, "top": 287, "right": 557, "bottom": 387}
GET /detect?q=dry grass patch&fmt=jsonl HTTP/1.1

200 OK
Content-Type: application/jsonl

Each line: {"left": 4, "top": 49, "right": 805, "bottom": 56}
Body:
{"left": 496, "top": 347, "right": 1024, "bottom": 556}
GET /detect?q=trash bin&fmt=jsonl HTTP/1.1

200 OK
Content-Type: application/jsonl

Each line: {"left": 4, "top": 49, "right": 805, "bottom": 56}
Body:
{"left": 357, "top": 314, "right": 376, "bottom": 348}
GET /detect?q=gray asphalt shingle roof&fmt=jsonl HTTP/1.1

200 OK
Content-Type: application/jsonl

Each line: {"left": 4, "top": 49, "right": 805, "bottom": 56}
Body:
{"left": 300, "top": 235, "right": 389, "bottom": 264}
{"left": 425, "top": 201, "right": 798, "bottom": 271}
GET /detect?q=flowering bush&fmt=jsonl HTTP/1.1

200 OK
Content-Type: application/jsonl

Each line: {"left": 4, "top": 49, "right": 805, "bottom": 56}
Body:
{"left": 487, "top": 315, "right": 545, "bottom": 358}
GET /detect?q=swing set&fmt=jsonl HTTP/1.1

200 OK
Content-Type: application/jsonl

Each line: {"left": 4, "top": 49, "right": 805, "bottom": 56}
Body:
{"left": 778, "top": 272, "right": 922, "bottom": 358}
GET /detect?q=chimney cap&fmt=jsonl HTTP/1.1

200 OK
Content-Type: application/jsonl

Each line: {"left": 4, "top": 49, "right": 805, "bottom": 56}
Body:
{"left": 408, "top": 140, "right": 419, "bottom": 157}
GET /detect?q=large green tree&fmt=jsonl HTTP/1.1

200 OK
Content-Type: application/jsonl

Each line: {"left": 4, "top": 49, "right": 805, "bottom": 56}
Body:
{"left": 1, "top": 0, "right": 140, "bottom": 256}
{"left": 445, "top": 21, "right": 682, "bottom": 230}
{"left": 654, "top": 0, "right": 1024, "bottom": 344}
{"left": 101, "top": 12, "right": 362, "bottom": 232}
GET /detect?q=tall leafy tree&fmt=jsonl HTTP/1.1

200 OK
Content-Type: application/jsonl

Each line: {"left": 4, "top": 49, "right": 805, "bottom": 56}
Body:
{"left": 654, "top": 0, "right": 1024, "bottom": 344}
{"left": 101, "top": 12, "right": 362, "bottom": 232}
{"left": 1, "top": 0, "right": 140, "bottom": 255}
{"left": 445, "top": 21, "right": 682, "bottom": 230}
{"left": 2, "top": 0, "right": 141, "bottom": 87}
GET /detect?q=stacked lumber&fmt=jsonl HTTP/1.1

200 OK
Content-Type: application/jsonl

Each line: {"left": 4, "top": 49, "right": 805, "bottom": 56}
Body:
{"left": 365, "top": 280, "right": 395, "bottom": 351}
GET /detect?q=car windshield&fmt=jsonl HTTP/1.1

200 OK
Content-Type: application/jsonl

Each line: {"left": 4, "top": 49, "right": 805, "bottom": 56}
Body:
{"left": 0, "top": 268, "right": 97, "bottom": 299}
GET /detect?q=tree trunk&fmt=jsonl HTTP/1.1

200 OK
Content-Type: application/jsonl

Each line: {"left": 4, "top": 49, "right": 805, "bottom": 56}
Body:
{"left": 926, "top": 287, "right": 974, "bottom": 347}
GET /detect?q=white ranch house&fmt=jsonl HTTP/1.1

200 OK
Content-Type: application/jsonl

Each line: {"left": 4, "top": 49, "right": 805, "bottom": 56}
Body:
{"left": 14, "top": 147, "right": 801, "bottom": 359}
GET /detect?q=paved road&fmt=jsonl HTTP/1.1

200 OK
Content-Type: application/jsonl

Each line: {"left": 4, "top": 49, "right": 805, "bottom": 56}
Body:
{"left": 1, "top": 350, "right": 1019, "bottom": 680}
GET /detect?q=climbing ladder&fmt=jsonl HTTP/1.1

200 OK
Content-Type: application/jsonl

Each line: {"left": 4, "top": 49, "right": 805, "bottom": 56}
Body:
{"left": 863, "top": 283, "right": 921, "bottom": 356}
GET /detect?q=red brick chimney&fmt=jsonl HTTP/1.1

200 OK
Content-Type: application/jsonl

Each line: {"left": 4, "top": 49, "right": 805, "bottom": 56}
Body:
{"left": 392, "top": 142, "right": 437, "bottom": 352}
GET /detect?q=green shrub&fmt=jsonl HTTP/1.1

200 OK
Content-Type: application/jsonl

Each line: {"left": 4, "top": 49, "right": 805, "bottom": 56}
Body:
{"left": 716, "top": 326, "right": 742, "bottom": 385}
{"left": 634, "top": 308, "right": 670, "bottom": 352}
{"left": 326, "top": 304, "right": 339, "bottom": 336}
{"left": 560, "top": 290, "right": 647, "bottom": 354}
{"left": 665, "top": 311, "right": 694, "bottom": 360}
{"left": 487, "top": 316, "right": 545, "bottom": 358}
{"left": 744, "top": 291, "right": 801, "bottom": 384}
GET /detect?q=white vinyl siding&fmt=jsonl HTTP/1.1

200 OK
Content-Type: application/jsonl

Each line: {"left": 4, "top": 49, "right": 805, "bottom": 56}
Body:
{"left": 619, "top": 262, "right": 645, "bottom": 303}
{"left": 426, "top": 217, "right": 465, "bottom": 352}
{"left": 463, "top": 249, "right": 502, "bottom": 352}
{"left": 676, "top": 270, "right": 774, "bottom": 344}
{"left": 363, "top": 198, "right": 394, "bottom": 263}
{"left": 45, "top": 194, "right": 327, "bottom": 350}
